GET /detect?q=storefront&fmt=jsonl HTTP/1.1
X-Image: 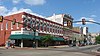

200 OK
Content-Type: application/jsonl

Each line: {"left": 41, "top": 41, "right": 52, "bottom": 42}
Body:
{"left": 9, "top": 30, "right": 41, "bottom": 48}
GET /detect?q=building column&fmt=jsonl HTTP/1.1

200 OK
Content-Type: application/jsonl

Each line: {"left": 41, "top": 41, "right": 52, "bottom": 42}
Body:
{"left": 59, "top": 42, "right": 60, "bottom": 45}
{"left": 21, "top": 39, "right": 23, "bottom": 48}
{"left": 35, "top": 40, "right": 38, "bottom": 47}
{"left": 71, "top": 40, "right": 73, "bottom": 44}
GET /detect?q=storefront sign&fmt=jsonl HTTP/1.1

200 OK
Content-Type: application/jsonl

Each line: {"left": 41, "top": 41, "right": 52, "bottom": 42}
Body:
{"left": 11, "top": 30, "right": 38, "bottom": 36}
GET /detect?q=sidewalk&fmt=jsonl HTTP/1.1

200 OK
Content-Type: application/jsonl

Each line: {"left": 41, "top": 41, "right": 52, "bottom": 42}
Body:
{"left": 14, "top": 45, "right": 69, "bottom": 50}
{"left": 79, "top": 44, "right": 100, "bottom": 49}
{"left": 0, "top": 46, "right": 5, "bottom": 49}
{"left": 0, "top": 45, "right": 69, "bottom": 50}
{"left": 0, "top": 44, "right": 100, "bottom": 50}
{"left": 49, "top": 45, "right": 69, "bottom": 48}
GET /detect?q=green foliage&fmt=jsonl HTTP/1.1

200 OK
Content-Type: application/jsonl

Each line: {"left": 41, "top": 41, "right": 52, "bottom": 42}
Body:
{"left": 96, "top": 35, "right": 100, "bottom": 44}
{"left": 62, "top": 28, "right": 68, "bottom": 30}
{"left": 40, "top": 35, "right": 54, "bottom": 47}
{"left": 41, "top": 35, "right": 54, "bottom": 43}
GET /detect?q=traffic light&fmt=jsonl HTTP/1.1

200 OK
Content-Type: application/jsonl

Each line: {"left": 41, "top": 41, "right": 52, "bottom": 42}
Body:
{"left": 12, "top": 19, "right": 16, "bottom": 25}
{"left": 67, "top": 21, "right": 72, "bottom": 26}
{"left": 0, "top": 16, "right": 3, "bottom": 22}
{"left": 82, "top": 19, "right": 86, "bottom": 25}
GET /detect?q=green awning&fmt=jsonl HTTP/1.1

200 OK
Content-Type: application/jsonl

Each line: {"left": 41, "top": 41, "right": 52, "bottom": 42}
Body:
{"left": 9, "top": 34, "right": 41, "bottom": 40}
{"left": 34, "top": 36, "right": 41, "bottom": 40}
{"left": 53, "top": 37, "right": 64, "bottom": 41}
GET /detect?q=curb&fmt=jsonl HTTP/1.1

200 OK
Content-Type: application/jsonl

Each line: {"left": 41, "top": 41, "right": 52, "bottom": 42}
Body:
{"left": 78, "top": 45, "right": 99, "bottom": 48}
{"left": 0, "top": 47, "right": 5, "bottom": 48}
{"left": 91, "top": 50, "right": 100, "bottom": 56}
{"left": 49, "top": 45, "right": 69, "bottom": 48}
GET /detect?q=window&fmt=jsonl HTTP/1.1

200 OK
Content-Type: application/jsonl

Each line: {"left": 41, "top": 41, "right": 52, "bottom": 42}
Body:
{"left": 32, "top": 18, "right": 35, "bottom": 20}
{"left": 22, "top": 15, "right": 26, "bottom": 18}
{"left": 1, "top": 24, "right": 3, "bottom": 30}
{"left": 6, "top": 22, "right": 8, "bottom": 30}
{"left": 11, "top": 22, "right": 13, "bottom": 29}
{"left": 16, "top": 23, "right": 19, "bottom": 29}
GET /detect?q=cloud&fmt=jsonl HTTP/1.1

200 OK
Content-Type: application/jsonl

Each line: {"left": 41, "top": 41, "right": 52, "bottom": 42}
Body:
{"left": 11, "top": 0, "right": 46, "bottom": 5}
{"left": 0, "top": 6, "right": 8, "bottom": 15}
{"left": 19, "top": 8, "right": 33, "bottom": 13}
{"left": 12, "top": 0, "right": 20, "bottom": 4}
{"left": 90, "top": 15, "right": 97, "bottom": 17}
{"left": 24, "top": 0, "right": 46, "bottom": 5}
{"left": 76, "top": 17, "right": 96, "bottom": 24}
{"left": 0, "top": 6, "right": 45, "bottom": 18}
{"left": 5, "top": 7, "right": 33, "bottom": 16}
{"left": 0, "top": 6, "right": 33, "bottom": 16}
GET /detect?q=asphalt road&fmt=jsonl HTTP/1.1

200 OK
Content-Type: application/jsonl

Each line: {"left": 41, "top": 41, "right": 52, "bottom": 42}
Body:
{"left": 0, "top": 45, "right": 100, "bottom": 56}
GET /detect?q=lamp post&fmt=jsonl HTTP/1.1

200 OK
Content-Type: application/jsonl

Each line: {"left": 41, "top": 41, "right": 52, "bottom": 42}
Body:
{"left": 33, "top": 26, "right": 36, "bottom": 48}
{"left": 31, "top": 22, "right": 39, "bottom": 48}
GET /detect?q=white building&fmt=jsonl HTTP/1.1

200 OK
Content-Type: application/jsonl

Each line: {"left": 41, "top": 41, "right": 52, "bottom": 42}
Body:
{"left": 91, "top": 33, "right": 100, "bottom": 37}
{"left": 81, "top": 27, "right": 88, "bottom": 35}
{"left": 46, "top": 14, "right": 73, "bottom": 28}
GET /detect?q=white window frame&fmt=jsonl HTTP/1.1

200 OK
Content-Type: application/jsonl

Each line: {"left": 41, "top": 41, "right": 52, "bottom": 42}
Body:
{"left": 32, "top": 18, "right": 35, "bottom": 20}
{"left": 6, "top": 22, "right": 8, "bottom": 30}
{"left": 22, "top": 15, "right": 26, "bottom": 18}
{"left": 1, "top": 23, "right": 3, "bottom": 30}
{"left": 11, "top": 22, "right": 13, "bottom": 29}
{"left": 16, "top": 23, "right": 19, "bottom": 29}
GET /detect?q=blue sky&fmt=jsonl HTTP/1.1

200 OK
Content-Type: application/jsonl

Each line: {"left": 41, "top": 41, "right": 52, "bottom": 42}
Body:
{"left": 0, "top": 0, "right": 100, "bottom": 33}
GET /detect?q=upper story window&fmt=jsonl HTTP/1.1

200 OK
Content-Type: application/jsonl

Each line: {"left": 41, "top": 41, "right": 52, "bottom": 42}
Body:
{"left": 32, "top": 18, "right": 35, "bottom": 20}
{"left": 16, "top": 23, "right": 19, "bottom": 29}
{"left": 28, "top": 16, "right": 31, "bottom": 19}
{"left": 0, "top": 24, "right": 3, "bottom": 30}
{"left": 11, "top": 22, "right": 13, "bottom": 29}
{"left": 6, "top": 22, "right": 8, "bottom": 30}
{"left": 22, "top": 15, "right": 26, "bottom": 18}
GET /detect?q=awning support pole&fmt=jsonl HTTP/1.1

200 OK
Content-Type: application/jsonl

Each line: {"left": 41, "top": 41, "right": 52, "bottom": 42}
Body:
{"left": 36, "top": 40, "right": 38, "bottom": 47}
{"left": 21, "top": 39, "right": 23, "bottom": 48}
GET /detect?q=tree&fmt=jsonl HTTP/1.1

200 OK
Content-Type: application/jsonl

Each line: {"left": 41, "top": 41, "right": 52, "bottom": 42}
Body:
{"left": 41, "top": 35, "right": 54, "bottom": 47}
{"left": 96, "top": 35, "right": 100, "bottom": 44}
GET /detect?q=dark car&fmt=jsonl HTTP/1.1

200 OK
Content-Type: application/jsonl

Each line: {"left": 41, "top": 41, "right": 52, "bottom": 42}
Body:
{"left": 69, "top": 43, "right": 76, "bottom": 47}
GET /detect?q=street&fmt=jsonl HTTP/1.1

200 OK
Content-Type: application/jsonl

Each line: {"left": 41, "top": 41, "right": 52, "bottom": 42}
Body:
{"left": 0, "top": 45, "right": 100, "bottom": 56}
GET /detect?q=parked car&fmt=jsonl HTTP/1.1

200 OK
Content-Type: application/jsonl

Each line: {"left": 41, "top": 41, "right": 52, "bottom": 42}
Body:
{"left": 69, "top": 43, "right": 76, "bottom": 47}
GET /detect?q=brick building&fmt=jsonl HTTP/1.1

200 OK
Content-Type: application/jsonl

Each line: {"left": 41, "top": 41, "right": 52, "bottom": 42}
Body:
{"left": 0, "top": 12, "right": 81, "bottom": 47}
{"left": 0, "top": 12, "right": 65, "bottom": 47}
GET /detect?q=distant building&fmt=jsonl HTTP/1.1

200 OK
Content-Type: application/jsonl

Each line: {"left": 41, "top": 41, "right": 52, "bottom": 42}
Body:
{"left": 81, "top": 27, "right": 88, "bottom": 35}
{"left": 90, "top": 33, "right": 100, "bottom": 37}
{"left": 47, "top": 13, "right": 73, "bottom": 28}
{"left": 47, "top": 14, "right": 83, "bottom": 45}
{"left": 72, "top": 27, "right": 81, "bottom": 33}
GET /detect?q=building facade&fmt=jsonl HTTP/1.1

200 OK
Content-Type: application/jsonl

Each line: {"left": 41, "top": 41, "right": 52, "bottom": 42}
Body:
{"left": 47, "top": 14, "right": 73, "bottom": 28}
{"left": 82, "top": 27, "right": 88, "bottom": 35}
{"left": 47, "top": 14, "right": 84, "bottom": 45}
{"left": 0, "top": 12, "right": 82, "bottom": 47}
{"left": 0, "top": 12, "right": 64, "bottom": 47}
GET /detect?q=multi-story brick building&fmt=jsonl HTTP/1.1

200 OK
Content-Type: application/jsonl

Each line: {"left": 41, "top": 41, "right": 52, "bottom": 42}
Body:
{"left": 0, "top": 12, "right": 65, "bottom": 47}
{"left": 0, "top": 12, "right": 81, "bottom": 47}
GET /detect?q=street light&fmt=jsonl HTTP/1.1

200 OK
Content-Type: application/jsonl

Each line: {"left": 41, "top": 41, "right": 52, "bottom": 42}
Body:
{"left": 82, "top": 19, "right": 86, "bottom": 25}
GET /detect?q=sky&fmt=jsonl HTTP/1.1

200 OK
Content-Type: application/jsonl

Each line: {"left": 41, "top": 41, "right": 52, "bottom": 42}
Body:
{"left": 0, "top": 0, "right": 100, "bottom": 33}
